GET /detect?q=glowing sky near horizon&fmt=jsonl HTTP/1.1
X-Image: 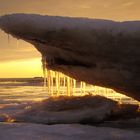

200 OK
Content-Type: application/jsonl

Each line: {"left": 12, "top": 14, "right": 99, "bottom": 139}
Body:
{"left": 0, "top": 58, "right": 43, "bottom": 78}
{"left": 0, "top": 0, "right": 139, "bottom": 77}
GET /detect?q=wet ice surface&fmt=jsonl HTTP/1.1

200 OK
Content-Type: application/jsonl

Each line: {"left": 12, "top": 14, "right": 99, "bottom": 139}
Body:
{"left": 0, "top": 86, "right": 47, "bottom": 102}
{"left": 0, "top": 84, "right": 140, "bottom": 140}
{"left": 0, "top": 123, "right": 140, "bottom": 140}
{"left": 0, "top": 85, "right": 48, "bottom": 115}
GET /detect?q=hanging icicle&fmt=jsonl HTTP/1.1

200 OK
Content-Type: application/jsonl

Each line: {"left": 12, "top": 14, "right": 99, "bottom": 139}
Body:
{"left": 63, "top": 75, "right": 66, "bottom": 87}
{"left": 55, "top": 72, "right": 60, "bottom": 96}
{"left": 67, "top": 76, "right": 71, "bottom": 96}
{"left": 47, "top": 69, "right": 51, "bottom": 95}
{"left": 40, "top": 57, "right": 138, "bottom": 105}
{"left": 43, "top": 69, "right": 47, "bottom": 88}
{"left": 80, "top": 82, "right": 83, "bottom": 95}
{"left": 7, "top": 34, "right": 10, "bottom": 45}
{"left": 82, "top": 82, "right": 86, "bottom": 94}
{"left": 73, "top": 79, "right": 76, "bottom": 95}
{"left": 42, "top": 56, "right": 47, "bottom": 88}
{"left": 50, "top": 70, "right": 54, "bottom": 96}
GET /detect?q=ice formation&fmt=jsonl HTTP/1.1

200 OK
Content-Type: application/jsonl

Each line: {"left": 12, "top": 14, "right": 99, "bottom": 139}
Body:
{"left": 4, "top": 96, "right": 140, "bottom": 125}
{"left": 0, "top": 14, "right": 140, "bottom": 100}
{"left": 1, "top": 123, "right": 140, "bottom": 140}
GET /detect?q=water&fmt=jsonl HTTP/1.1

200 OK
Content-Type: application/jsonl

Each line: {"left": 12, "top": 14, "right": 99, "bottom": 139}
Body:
{"left": 0, "top": 85, "right": 47, "bottom": 111}
{"left": 0, "top": 78, "right": 47, "bottom": 115}
{"left": 0, "top": 85, "right": 47, "bottom": 103}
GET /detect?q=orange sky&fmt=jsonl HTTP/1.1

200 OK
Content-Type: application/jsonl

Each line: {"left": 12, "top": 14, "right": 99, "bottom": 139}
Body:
{"left": 0, "top": 0, "right": 139, "bottom": 78}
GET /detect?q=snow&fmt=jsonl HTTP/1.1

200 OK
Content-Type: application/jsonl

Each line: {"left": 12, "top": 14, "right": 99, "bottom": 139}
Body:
{"left": 9, "top": 96, "right": 117, "bottom": 124}
{"left": 3, "top": 95, "right": 138, "bottom": 125}
{"left": 0, "top": 90, "right": 140, "bottom": 140}
{"left": 0, "top": 86, "right": 139, "bottom": 140}
{"left": 0, "top": 123, "right": 140, "bottom": 140}
{"left": 0, "top": 14, "right": 139, "bottom": 33}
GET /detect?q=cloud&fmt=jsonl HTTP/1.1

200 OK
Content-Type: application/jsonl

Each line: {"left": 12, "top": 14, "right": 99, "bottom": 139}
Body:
{"left": 0, "top": 32, "right": 41, "bottom": 62}
{"left": 122, "top": 2, "right": 135, "bottom": 7}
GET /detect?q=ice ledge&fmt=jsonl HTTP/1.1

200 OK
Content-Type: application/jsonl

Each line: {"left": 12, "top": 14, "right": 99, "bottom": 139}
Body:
{"left": 0, "top": 14, "right": 140, "bottom": 101}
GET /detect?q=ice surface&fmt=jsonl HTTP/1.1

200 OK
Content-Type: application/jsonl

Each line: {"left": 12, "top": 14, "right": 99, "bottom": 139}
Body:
{"left": 5, "top": 96, "right": 139, "bottom": 124}
{"left": 0, "top": 86, "right": 140, "bottom": 140}
{"left": 8, "top": 96, "right": 116, "bottom": 124}
{"left": 0, "top": 123, "right": 140, "bottom": 140}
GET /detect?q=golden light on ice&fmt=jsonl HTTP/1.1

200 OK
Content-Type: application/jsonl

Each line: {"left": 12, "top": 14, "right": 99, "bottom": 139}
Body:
{"left": 43, "top": 68, "right": 139, "bottom": 105}
{"left": 5, "top": 115, "right": 16, "bottom": 123}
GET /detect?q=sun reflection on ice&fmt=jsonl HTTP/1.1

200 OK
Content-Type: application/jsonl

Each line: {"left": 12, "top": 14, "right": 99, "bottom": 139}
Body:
{"left": 42, "top": 67, "right": 139, "bottom": 105}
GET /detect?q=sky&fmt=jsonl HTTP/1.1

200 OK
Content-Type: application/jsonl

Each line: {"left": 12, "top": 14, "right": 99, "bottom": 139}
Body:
{"left": 0, "top": 0, "right": 140, "bottom": 78}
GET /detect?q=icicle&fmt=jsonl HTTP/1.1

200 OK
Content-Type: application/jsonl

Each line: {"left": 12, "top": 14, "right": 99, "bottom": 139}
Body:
{"left": 73, "top": 79, "right": 76, "bottom": 95}
{"left": 61, "top": 74, "right": 66, "bottom": 95}
{"left": 43, "top": 69, "right": 47, "bottom": 88}
{"left": 67, "top": 76, "right": 71, "bottom": 96}
{"left": 70, "top": 78, "right": 73, "bottom": 95}
{"left": 47, "top": 70, "right": 51, "bottom": 95}
{"left": 82, "top": 82, "right": 86, "bottom": 94}
{"left": 80, "top": 82, "right": 83, "bottom": 94}
{"left": 50, "top": 70, "right": 54, "bottom": 96}
{"left": 105, "top": 88, "right": 108, "bottom": 96}
{"left": 55, "top": 72, "right": 60, "bottom": 96}
{"left": 63, "top": 75, "right": 66, "bottom": 87}
{"left": 7, "top": 34, "right": 10, "bottom": 45}
{"left": 94, "top": 86, "right": 97, "bottom": 95}
{"left": 42, "top": 56, "right": 47, "bottom": 88}
{"left": 58, "top": 73, "right": 60, "bottom": 95}
{"left": 96, "top": 86, "right": 99, "bottom": 95}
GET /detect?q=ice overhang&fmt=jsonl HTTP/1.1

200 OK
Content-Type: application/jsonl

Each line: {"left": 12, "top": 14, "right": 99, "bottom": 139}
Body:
{"left": 0, "top": 14, "right": 140, "bottom": 101}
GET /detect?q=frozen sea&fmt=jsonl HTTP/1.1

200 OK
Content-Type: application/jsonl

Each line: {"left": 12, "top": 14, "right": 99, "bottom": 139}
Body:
{"left": 0, "top": 78, "right": 47, "bottom": 115}
{"left": 0, "top": 78, "right": 140, "bottom": 140}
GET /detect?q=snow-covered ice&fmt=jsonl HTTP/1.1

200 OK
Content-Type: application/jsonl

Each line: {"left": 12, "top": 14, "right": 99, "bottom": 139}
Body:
{"left": 12, "top": 96, "right": 117, "bottom": 124}
{"left": 0, "top": 14, "right": 140, "bottom": 100}
{"left": 0, "top": 123, "right": 140, "bottom": 140}
{"left": 0, "top": 82, "right": 139, "bottom": 140}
